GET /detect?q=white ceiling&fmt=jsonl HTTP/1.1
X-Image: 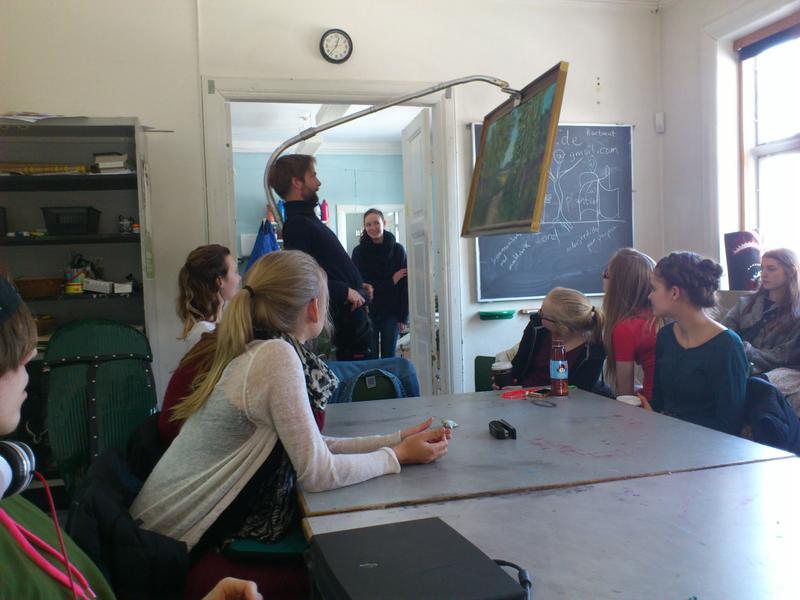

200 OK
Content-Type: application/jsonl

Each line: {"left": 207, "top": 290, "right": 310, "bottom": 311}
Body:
{"left": 230, "top": 102, "right": 423, "bottom": 154}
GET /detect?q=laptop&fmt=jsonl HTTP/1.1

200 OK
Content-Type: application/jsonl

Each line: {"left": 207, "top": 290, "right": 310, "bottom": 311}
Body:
{"left": 308, "top": 517, "right": 525, "bottom": 600}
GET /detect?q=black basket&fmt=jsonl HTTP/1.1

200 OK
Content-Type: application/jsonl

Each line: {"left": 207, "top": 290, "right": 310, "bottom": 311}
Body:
{"left": 41, "top": 207, "right": 101, "bottom": 235}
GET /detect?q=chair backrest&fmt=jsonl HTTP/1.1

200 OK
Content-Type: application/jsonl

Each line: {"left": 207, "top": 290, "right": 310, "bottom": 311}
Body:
{"left": 474, "top": 356, "right": 495, "bottom": 392}
{"left": 326, "top": 357, "right": 420, "bottom": 403}
{"left": 44, "top": 319, "right": 157, "bottom": 496}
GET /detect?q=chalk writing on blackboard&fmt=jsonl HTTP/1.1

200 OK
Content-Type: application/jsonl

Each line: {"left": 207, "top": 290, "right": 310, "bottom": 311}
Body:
{"left": 475, "top": 124, "right": 633, "bottom": 301}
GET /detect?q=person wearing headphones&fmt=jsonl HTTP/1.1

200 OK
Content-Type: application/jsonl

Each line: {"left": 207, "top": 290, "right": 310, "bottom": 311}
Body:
{"left": 0, "top": 275, "right": 261, "bottom": 600}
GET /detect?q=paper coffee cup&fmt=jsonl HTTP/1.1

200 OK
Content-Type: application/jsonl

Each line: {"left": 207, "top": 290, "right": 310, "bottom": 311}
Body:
{"left": 491, "top": 361, "right": 514, "bottom": 388}
{"left": 616, "top": 395, "right": 642, "bottom": 407}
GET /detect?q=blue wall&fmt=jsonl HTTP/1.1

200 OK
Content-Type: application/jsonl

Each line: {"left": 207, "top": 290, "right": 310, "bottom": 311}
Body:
{"left": 233, "top": 153, "right": 404, "bottom": 254}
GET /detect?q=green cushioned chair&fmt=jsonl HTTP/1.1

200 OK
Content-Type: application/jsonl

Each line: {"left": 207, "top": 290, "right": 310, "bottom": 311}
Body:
{"left": 474, "top": 355, "right": 495, "bottom": 392}
{"left": 44, "top": 319, "right": 157, "bottom": 497}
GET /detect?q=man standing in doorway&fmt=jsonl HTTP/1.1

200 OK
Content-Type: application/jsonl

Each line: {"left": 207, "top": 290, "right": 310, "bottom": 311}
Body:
{"left": 268, "top": 154, "right": 373, "bottom": 360}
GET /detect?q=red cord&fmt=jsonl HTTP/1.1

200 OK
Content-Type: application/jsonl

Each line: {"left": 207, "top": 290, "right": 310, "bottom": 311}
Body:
{"left": 34, "top": 471, "right": 78, "bottom": 600}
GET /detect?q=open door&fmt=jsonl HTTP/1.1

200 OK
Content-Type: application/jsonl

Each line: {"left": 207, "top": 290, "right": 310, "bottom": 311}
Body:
{"left": 402, "top": 109, "right": 437, "bottom": 395}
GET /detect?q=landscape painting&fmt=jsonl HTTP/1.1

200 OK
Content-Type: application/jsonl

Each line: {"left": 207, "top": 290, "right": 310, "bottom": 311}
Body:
{"left": 462, "top": 61, "right": 569, "bottom": 237}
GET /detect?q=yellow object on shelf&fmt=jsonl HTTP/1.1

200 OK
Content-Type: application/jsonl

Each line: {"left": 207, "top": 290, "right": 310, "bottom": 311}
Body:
{"left": 0, "top": 162, "right": 90, "bottom": 174}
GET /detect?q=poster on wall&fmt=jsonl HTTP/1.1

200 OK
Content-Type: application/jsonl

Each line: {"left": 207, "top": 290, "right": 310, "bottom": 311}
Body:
{"left": 461, "top": 62, "right": 569, "bottom": 237}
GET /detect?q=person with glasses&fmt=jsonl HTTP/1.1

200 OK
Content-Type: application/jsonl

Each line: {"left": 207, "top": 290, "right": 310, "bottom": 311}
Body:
{"left": 601, "top": 248, "right": 663, "bottom": 400}
{"left": 495, "top": 287, "right": 606, "bottom": 391}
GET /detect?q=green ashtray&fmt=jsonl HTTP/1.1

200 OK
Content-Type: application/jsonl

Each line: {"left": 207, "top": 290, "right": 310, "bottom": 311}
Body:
{"left": 478, "top": 310, "right": 515, "bottom": 320}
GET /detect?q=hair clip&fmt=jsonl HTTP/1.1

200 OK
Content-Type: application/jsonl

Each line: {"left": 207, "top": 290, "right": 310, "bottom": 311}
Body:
{"left": 489, "top": 419, "right": 517, "bottom": 440}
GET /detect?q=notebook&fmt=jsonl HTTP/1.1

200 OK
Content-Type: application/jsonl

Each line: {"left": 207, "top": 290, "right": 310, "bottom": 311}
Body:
{"left": 309, "top": 517, "right": 525, "bottom": 600}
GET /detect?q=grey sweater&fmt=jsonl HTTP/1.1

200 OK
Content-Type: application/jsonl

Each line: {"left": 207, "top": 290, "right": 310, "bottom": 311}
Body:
{"left": 722, "top": 294, "right": 800, "bottom": 372}
{"left": 130, "top": 339, "right": 401, "bottom": 550}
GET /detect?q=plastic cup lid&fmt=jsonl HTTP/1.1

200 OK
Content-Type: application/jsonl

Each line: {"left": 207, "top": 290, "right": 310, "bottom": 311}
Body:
{"left": 492, "top": 361, "right": 512, "bottom": 371}
{"left": 616, "top": 395, "right": 642, "bottom": 406}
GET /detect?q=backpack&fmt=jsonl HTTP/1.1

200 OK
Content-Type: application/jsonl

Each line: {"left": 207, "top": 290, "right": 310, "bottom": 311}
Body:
{"left": 742, "top": 376, "right": 800, "bottom": 454}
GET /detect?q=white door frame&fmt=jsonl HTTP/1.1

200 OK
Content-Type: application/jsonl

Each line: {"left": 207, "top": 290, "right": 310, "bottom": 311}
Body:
{"left": 200, "top": 77, "right": 465, "bottom": 393}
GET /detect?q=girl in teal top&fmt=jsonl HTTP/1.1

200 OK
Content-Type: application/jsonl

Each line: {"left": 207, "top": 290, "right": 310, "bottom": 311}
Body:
{"left": 648, "top": 252, "right": 748, "bottom": 435}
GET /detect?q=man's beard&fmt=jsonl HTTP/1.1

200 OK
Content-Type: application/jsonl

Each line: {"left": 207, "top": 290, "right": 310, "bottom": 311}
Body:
{"left": 303, "top": 189, "right": 319, "bottom": 204}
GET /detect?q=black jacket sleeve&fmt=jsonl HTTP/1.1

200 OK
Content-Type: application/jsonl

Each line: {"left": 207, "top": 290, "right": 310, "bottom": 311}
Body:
{"left": 396, "top": 243, "right": 409, "bottom": 323}
{"left": 285, "top": 219, "right": 350, "bottom": 307}
{"left": 510, "top": 314, "right": 543, "bottom": 382}
{"left": 571, "top": 342, "right": 606, "bottom": 391}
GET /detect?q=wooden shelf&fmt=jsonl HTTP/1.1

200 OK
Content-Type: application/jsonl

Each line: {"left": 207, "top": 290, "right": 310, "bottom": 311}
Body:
{"left": 1, "top": 233, "right": 141, "bottom": 246}
{"left": 26, "top": 291, "right": 141, "bottom": 303}
{"left": 0, "top": 172, "right": 137, "bottom": 191}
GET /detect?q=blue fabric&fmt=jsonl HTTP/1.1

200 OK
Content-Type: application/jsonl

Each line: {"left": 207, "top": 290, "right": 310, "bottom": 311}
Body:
{"left": 246, "top": 220, "right": 280, "bottom": 272}
{"left": 325, "top": 357, "right": 420, "bottom": 404}
{"left": 371, "top": 313, "right": 400, "bottom": 359}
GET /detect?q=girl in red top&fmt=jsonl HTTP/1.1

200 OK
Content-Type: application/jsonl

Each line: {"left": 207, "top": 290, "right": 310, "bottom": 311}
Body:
{"left": 602, "top": 248, "right": 662, "bottom": 400}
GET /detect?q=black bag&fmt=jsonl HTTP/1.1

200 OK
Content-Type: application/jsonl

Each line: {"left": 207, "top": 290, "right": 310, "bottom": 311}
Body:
{"left": 743, "top": 376, "right": 800, "bottom": 454}
{"left": 308, "top": 517, "right": 525, "bottom": 600}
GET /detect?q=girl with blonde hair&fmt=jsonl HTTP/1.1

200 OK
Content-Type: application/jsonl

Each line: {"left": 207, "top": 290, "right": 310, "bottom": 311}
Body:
{"left": 602, "top": 248, "right": 662, "bottom": 399}
{"left": 498, "top": 287, "right": 606, "bottom": 390}
{"left": 132, "top": 251, "right": 449, "bottom": 554}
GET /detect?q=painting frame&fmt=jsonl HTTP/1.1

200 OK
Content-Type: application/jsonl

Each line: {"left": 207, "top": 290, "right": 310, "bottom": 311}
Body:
{"left": 461, "top": 61, "right": 569, "bottom": 237}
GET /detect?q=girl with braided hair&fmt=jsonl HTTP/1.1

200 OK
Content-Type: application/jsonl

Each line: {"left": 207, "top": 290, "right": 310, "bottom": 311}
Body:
{"left": 649, "top": 252, "right": 748, "bottom": 434}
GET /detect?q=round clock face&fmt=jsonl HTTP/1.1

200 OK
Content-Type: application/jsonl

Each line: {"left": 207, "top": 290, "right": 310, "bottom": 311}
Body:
{"left": 320, "top": 29, "right": 353, "bottom": 64}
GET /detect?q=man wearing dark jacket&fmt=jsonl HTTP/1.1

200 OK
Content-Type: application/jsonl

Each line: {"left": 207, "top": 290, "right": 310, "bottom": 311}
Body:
{"left": 268, "top": 154, "right": 373, "bottom": 359}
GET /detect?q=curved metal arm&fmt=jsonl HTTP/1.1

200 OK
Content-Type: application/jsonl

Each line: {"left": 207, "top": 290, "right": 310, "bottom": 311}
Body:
{"left": 263, "top": 75, "right": 520, "bottom": 229}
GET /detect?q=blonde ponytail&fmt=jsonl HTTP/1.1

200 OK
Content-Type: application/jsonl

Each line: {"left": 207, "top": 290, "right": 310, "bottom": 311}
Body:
{"left": 171, "top": 251, "right": 329, "bottom": 421}
{"left": 545, "top": 287, "right": 603, "bottom": 344}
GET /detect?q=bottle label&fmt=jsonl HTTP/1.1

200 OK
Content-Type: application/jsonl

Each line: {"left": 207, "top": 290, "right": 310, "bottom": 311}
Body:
{"left": 550, "top": 360, "right": 568, "bottom": 380}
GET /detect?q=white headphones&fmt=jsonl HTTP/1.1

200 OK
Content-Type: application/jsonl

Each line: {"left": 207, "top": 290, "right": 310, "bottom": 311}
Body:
{"left": 0, "top": 440, "right": 36, "bottom": 499}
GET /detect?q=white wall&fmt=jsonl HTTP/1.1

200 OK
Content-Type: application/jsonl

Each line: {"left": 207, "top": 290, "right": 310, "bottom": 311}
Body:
{"left": 199, "top": 0, "right": 664, "bottom": 390}
{"left": 2, "top": 0, "right": 665, "bottom": 393}
{"left": 659, "top": 0, "right": 800, "bottom": 263}
{"left": 0, "top": 0, "right": 206, "bottom": 396}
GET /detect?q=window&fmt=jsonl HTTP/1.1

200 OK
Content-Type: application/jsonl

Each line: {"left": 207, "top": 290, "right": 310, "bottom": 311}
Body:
{"left": 736, "top": 13, "right": 800, "bottom": 252}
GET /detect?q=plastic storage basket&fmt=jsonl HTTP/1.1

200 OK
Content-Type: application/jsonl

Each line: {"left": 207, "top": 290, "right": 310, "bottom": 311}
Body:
{"left": 41, "top": 207, "right": 101, "bottom": 235}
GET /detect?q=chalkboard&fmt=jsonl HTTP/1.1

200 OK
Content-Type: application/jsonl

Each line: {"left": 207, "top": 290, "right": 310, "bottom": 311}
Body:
{"left": 473, "top": 123, "right": 633, "bottom": 301}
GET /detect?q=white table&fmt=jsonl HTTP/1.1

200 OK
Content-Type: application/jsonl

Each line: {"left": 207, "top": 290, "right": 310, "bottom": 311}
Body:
{"left": 305, "top": 457, "right": 800, "bottom": 600}
{"left": 300, "top": 390, "right": 791, "bottom": 516}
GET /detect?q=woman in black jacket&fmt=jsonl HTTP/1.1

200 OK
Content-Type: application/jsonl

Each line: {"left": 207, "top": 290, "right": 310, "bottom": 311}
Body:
{"left": 352, "top": 209, "right": 409, "bottom": 358}
{"left": 496, "top": 287, "right": 607, "bottom": 391}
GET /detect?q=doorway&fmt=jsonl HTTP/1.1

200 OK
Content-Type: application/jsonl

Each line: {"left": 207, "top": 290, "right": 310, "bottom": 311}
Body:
{"left": 201, "top": 78, "right": 464, "bottom": 394}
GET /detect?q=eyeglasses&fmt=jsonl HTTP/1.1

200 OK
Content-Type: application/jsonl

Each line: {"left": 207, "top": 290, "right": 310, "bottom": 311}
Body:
{"left": 537, "top": 309, "right": 557, "bottom": 324}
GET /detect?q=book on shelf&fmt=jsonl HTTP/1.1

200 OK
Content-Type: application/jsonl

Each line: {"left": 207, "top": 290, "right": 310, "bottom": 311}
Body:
{"left": 93, "top": 168, "right": 134, "bottom": 175}
{"left": 93, "top": 152, "right": 127, "bottom": 163}
{"left": 93, "top": 152, "right": 129, "bottom": 172}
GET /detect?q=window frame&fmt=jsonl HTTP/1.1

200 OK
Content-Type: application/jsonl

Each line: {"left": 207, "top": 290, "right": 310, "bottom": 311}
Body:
{"left": 735, "top": 11, "right": 800, "bottom": 238}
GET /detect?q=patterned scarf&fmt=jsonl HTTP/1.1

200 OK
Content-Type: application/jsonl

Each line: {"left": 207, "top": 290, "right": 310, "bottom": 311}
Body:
{"left": 228, "top": 331, "right": 338, "bottom": 544}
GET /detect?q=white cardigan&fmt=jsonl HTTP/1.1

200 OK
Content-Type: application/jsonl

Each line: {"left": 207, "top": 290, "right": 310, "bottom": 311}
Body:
{"left": 130, "top": 338, "right": 401, "bottom": 549}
